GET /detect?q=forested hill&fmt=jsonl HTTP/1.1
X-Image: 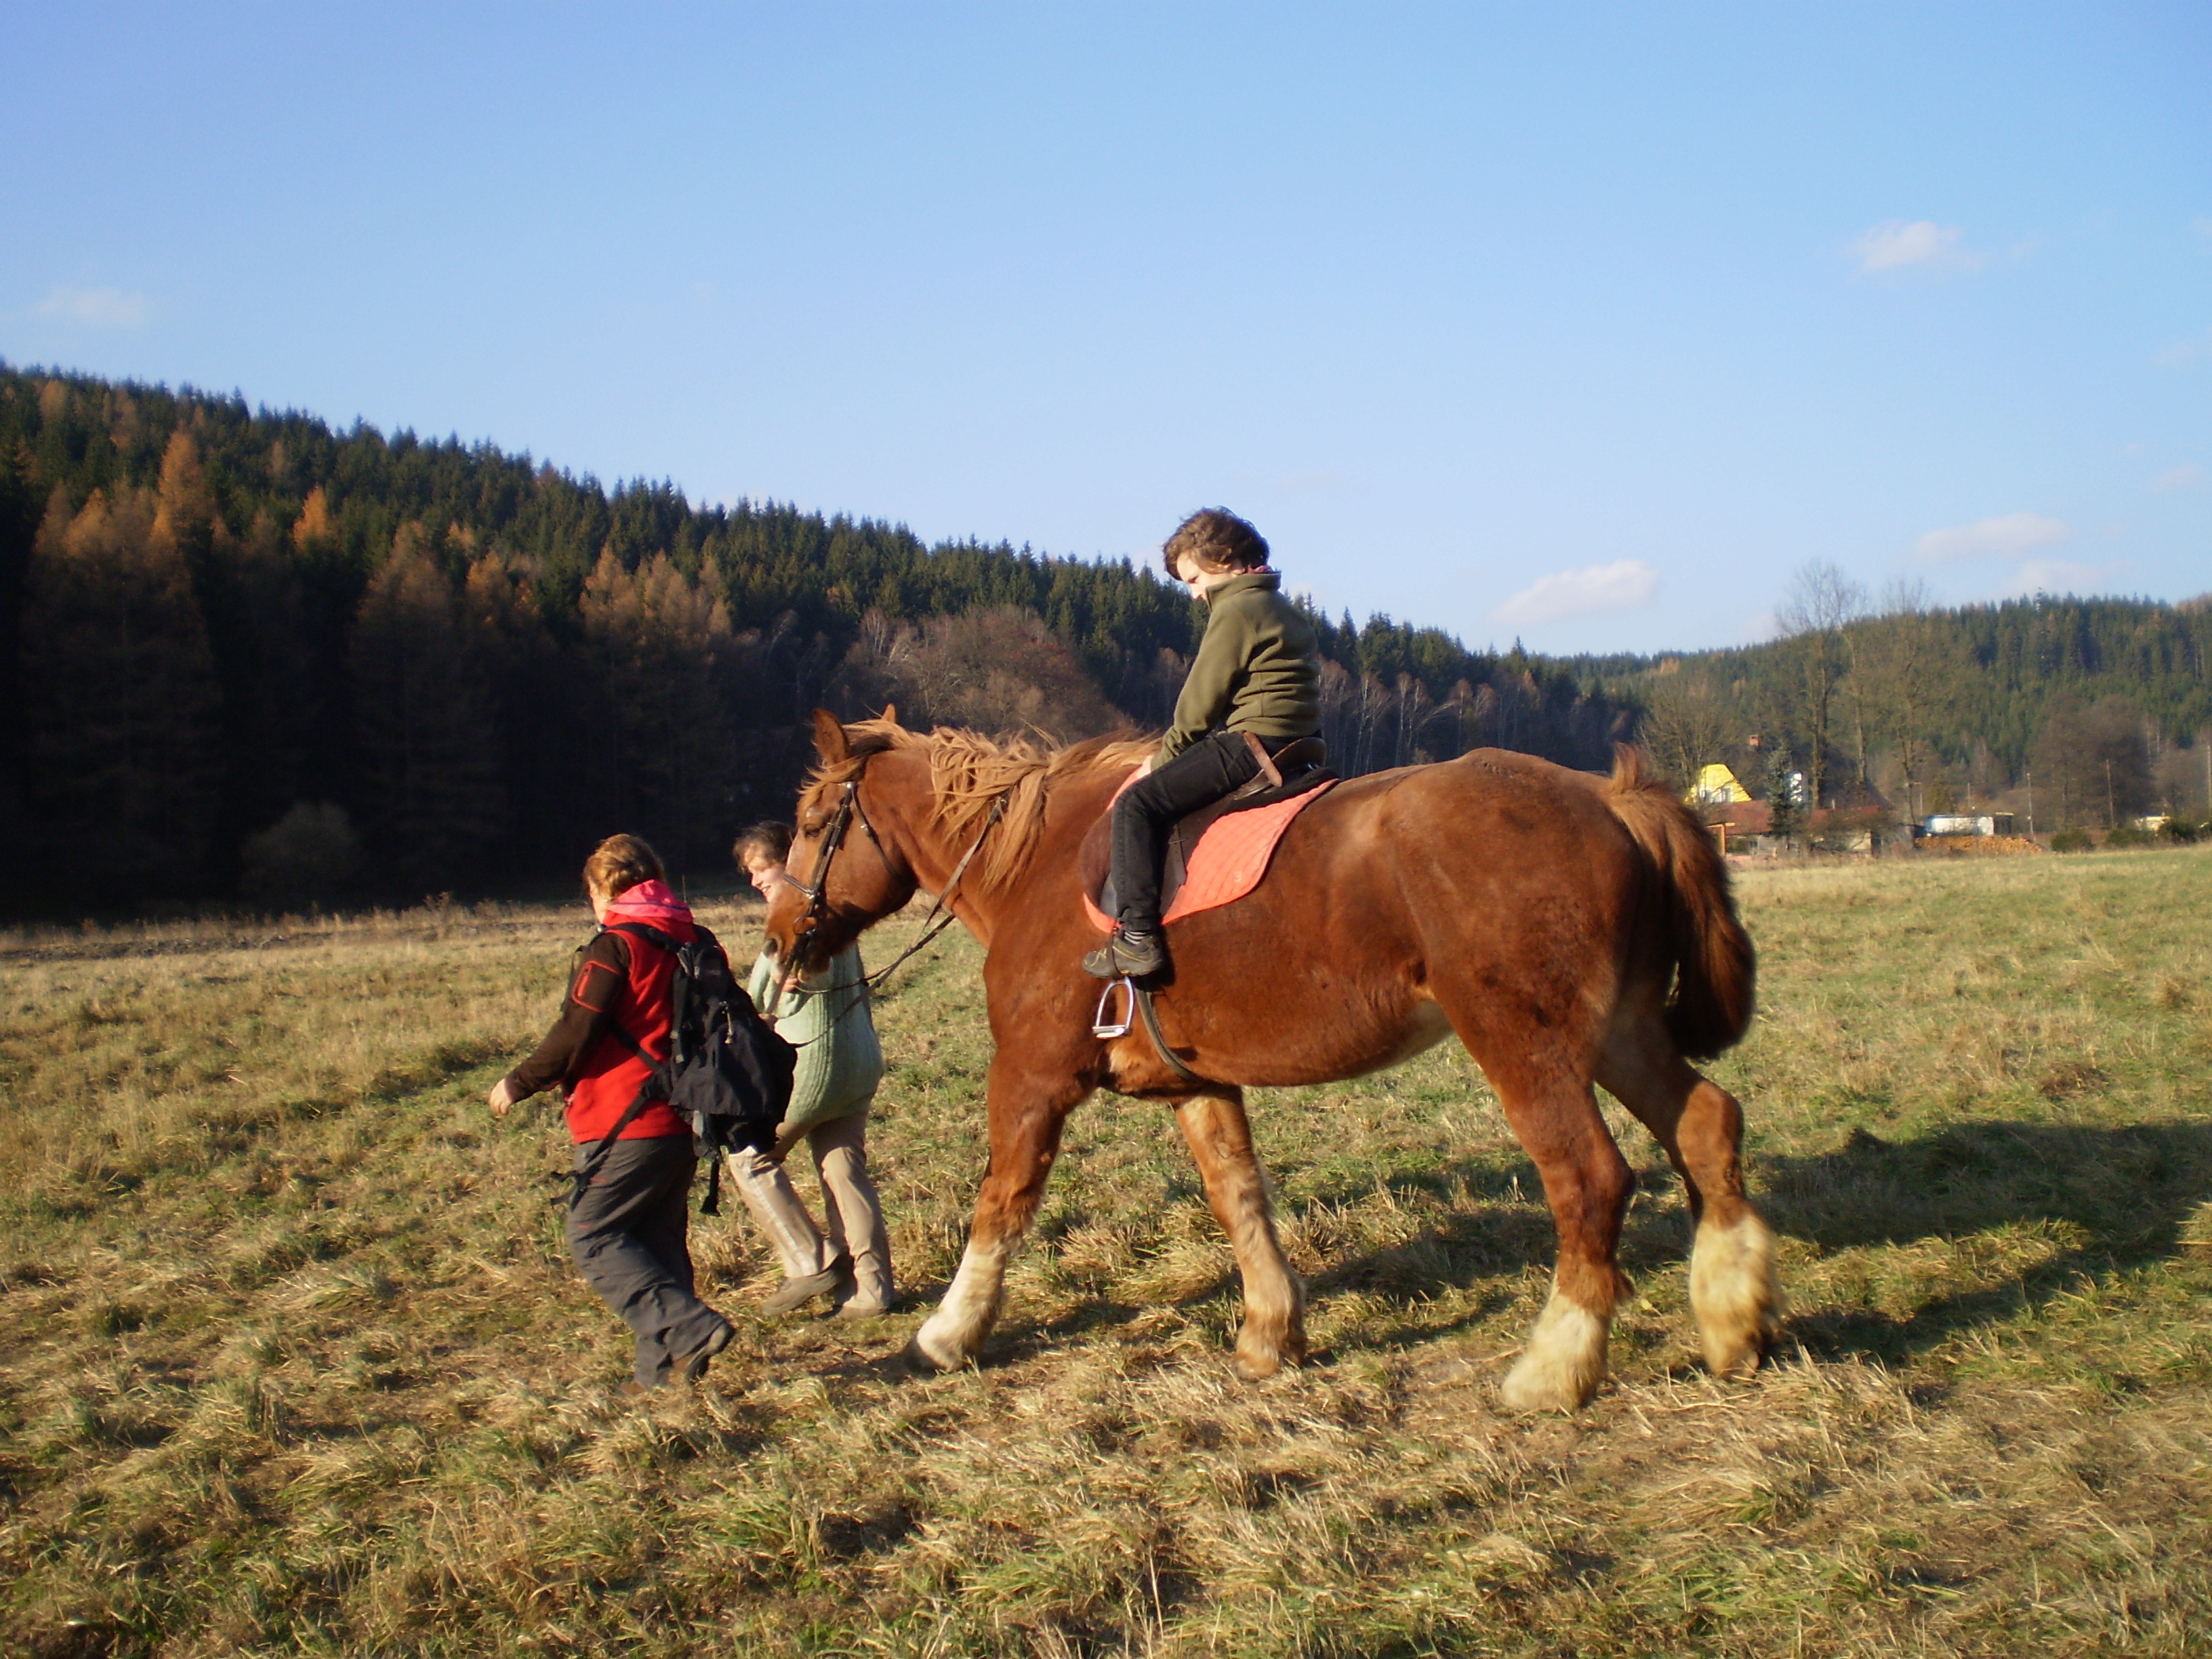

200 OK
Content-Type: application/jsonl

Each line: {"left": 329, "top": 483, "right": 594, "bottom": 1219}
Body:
{"left": 1578, "top": 584, "right": 2211, "bottom": 837}
{"left": 0, "top": 366, "right": 1627, "bottom": 912}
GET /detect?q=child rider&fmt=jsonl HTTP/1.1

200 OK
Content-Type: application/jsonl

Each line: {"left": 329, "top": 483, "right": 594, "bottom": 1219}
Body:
{"left": 1084, "top": 508, "right": 1322, "bottom": 981}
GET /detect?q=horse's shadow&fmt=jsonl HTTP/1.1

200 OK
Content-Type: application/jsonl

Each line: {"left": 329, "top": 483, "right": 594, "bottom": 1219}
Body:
{"left": 1284, "top": 1118, "right": 2212, "bottom": 1368}
{"left": 941, "top": 1119, "right": 2211, "bottom": 1374}
{"left": 1746, "top": 1119, "right": 2212, "bottom": 1364}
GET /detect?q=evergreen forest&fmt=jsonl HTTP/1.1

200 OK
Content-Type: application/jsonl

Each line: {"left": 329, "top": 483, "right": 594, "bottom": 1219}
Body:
{"left": 0, "top": 367, "right": 1631, "bottom": 912}
{"left": 3, "top": 367, "right": 2205, "bottom": 914}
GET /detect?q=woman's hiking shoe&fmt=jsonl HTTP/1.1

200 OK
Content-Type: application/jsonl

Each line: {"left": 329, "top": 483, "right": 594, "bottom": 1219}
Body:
{"left": 1083, "top": 927, "right": 1167, "bottom": 979}
{"left": 761, "top": 1267, "right": 842, "bottom": 1317}
{"left": 678, "top": 1319, "right": 734, "bottom": 1382}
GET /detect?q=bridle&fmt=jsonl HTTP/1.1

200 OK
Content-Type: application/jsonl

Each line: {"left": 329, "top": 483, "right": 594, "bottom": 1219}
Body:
{"left": 783, "top": 755, "right": 1012, "bottom": 994}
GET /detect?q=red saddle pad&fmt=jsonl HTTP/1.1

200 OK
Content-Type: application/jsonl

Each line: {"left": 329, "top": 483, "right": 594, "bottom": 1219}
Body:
{"left": 1082, "top": 766, "right": 1336, "bottom": 932}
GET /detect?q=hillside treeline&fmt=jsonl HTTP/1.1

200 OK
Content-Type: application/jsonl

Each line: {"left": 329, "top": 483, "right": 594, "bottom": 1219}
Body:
{"left": 0, "top": 367, "right": 1629, "bottom": 911}
{"left": 1597, "top": 567, "right": 2212, "bottom": 832}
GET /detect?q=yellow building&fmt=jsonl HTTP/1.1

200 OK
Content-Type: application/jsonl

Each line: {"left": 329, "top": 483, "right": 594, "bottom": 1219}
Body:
{"left": 1685, "top": 763, "right": 1751, "bottom": 806}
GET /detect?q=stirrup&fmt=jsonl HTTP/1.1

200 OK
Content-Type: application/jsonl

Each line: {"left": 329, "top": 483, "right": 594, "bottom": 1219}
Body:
{"left": 1092, "top": 977, "right": 1133, "bottom": 1038}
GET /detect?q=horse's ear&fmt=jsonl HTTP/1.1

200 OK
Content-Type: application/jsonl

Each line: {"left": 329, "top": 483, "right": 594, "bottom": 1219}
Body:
{"left": 880, "top": 701, "right": 900, "bottom": 729}
{"left": 811, "top": 709, "right": 850, "bottom": 763}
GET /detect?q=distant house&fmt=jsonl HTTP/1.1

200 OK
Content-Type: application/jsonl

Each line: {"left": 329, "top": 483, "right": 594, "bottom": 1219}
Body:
{"left": 1683, "top": 765, "right": 1769, "bottom": 851}
{"left": 1686, "top": 764, "right": 1753, "bottom": 806}
{"left": 1924, "top": 813, "right": 2015, "bottom": 838}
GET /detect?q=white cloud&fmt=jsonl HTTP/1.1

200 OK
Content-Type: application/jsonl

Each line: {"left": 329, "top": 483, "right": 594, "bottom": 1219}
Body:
{"left": 2156, "top": 328, "right": 2212, "bottom": 368}
{"left": 1913, "top": 511, "right": 2070, "bottom": 562}
{"left": 34, "top": 285, "right": 149, "bottom": 327}
{"left": 1847, "top": 219, "right": 1982, "bottom": 274}
{"left": 2001, "top": 558, "right": 2112, "bottom": 599}
{"left": 1494, "top": 560, "right": 1660, "bottom": 626}
{"left": 2152, "top": 463, "right": 2205, "bottom": 492}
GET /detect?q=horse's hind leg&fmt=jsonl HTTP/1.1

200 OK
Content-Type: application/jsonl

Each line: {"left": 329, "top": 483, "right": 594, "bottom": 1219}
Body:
{"left": 1458, "top": 1046, "right": 1634, "bottom": 1412}
{"left": 908, "top": 1057, "right": 1090, "bottom": 1373}
{"left": 1174, "top": 1088, "right": 1306, "bottom": 1380}
{"left": 1597, "top": 1020, "right": 1781, "bottom": 1379}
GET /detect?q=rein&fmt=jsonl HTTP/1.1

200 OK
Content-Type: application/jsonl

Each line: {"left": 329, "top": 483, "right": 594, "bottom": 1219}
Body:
{"left": 784, "top": 757, "right": 1012, "bottom": 1004}
{"left": 859, "top": 789, "right": 1009, "bottom": 991}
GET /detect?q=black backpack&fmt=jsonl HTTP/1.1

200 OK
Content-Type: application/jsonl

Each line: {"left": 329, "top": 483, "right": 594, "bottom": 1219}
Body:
{"left": 571, "top": 922, "right": 796, "bottom": 1214}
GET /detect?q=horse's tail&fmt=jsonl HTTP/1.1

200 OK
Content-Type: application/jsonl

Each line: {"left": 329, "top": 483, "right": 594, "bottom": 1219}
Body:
{"left": 1602, "top": 745, "right": 1755, "bottom": 1059}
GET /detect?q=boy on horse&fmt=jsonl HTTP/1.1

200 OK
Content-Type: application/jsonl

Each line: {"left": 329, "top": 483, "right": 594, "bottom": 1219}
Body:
{"left": 1085, "top": 508, "right": 1322, "bottom": 981}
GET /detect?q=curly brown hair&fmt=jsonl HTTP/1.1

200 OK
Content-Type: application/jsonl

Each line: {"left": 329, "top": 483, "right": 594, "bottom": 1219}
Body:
{"left": 1162, "top": 508, "right": 1270, "bottom": 579}
{"left": 733, "top": 821, "right": 794, "bottom": 867}
{"left": 582, "top": 834, "right": 663, "bottom": 899}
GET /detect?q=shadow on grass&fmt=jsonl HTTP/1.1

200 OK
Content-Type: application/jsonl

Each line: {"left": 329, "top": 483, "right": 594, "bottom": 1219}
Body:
{"left": 1756, "top": 1118, "right": 2212, "bottom": 1364}
{"left": 918, "top": 1119, "right": 2212, "bottom": 1376}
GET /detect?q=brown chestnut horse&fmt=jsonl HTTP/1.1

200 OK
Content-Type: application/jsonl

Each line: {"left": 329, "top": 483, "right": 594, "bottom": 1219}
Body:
{"left": 764, "top": 710, "right": 1780, "bottom": 1412}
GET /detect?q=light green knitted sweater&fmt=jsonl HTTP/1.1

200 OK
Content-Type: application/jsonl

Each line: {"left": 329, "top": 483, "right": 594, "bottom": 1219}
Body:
{"left": 747, "top": 944, "right": 884, "bottom": 1130}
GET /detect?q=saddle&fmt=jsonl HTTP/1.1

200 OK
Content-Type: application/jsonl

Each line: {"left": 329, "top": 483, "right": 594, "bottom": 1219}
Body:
{"left": 1080, "top": 735, "right": 1335, "bottom": 926}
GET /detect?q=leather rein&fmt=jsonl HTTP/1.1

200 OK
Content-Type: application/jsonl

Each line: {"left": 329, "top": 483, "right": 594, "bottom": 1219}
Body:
{"left": 789, "top": 756, "right": 1209, "bottom": 1091}
{"left": 785, "top": 759, "right": 1010, "bottom": 996}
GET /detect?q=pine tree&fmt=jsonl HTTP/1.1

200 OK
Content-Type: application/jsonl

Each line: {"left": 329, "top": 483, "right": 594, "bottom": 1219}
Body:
{"left": 464, "top": 548, "right": 577, "bottom": 874}
{"left": 579, "top": 550, "right": 747, "bottom": 869}
{"left": 348, "top": 525, "right": 501, "bottom": 893}
{"left": 18, "top": 486, "right": 222, "bottom": 896}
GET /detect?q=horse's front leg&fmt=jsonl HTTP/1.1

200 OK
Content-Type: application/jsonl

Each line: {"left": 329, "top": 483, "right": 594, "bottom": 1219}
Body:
{"left": 908, "top": 1056, "right": 1091, "bottom": 1372}
{"left": 1174, "top": 1087, "right": 1307, "bottom": 1380}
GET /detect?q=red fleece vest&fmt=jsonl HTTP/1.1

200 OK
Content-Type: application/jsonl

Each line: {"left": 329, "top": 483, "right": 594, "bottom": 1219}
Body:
{"left": 563, "top": 921, "right": 693, "bottom": 1145}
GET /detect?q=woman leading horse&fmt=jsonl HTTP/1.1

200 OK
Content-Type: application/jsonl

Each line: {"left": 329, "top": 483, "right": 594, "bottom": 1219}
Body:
{"left": 762, "top": 710, "right": 1780, "bottom": 1412}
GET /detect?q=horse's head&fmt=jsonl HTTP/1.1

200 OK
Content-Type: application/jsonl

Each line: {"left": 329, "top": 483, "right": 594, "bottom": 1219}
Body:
{"left": 764, "top": 708, "right": 923, "bottom": 975}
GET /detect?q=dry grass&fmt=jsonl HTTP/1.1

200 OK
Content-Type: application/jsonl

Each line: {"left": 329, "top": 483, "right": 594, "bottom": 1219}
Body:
{"left": 3, "top": 850, "right": 2209, "bottom": 1656}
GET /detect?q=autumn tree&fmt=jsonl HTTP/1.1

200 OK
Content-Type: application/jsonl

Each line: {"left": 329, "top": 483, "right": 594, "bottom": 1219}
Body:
{"left": 581, "top": 550, "right": 752, "bottom": 869}
{"left": 464, "top": 548, "right": 575, "bottom": 873}
{"left": 192, "top": 509, "right": 324, "bottom": 875}
{"left": 349, "top": 525, "right": 502, "bottom": 891}
{"left": 830, "top": 606, "right": 1122, "bottom": 739}
{"left": 18, "top": 486, "right": 222, "bottom": 895}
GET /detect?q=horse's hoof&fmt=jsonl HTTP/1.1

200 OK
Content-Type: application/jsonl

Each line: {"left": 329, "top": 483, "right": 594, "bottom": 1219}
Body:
{"left": 1700, "top": 1324, "right": 1773, "bottom": 1382}
{"left": 1498, "top": 1297, "right": 1607, "bottom": 1413}
{"left": 902, "top": 1336, "right": 954, "bottom": 1374}
{"left": 1233, "top": 1349, "right": 1282, "bottom": 1382}
{"left": 1496, "top": 1364, "right": 1584, "bottom": 1414}
{"left": 904, "top": 1318, "right": 976, "bottom": 1374}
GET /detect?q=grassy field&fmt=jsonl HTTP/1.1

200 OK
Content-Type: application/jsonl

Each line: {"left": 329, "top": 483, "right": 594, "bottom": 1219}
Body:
{"left": 3, "top": 846, "right": 2209, "bottom": 1657}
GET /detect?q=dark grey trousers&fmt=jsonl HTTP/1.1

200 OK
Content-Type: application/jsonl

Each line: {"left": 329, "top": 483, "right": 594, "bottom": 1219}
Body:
{"left": 1110, "top": 729, "right": 1296, "bottom": 930}
{"left": 567, "top": 1134, "right": 729, "bottom": 1387}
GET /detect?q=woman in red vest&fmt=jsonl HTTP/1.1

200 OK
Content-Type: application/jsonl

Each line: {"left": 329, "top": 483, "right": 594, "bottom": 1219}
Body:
{"left": 489, "top": 834, "right": 734, "bottom": 1393}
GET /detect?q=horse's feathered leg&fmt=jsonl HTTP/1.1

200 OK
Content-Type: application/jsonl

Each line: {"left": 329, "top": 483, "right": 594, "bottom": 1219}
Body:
{"left": 1597, "top": 1021, "right": 1782, "bottom": 1380}
{"left": 1501, "top": 1085, "right": 1633, "bottom": 1412}
{"left": 1173, "top": 1088, "right": 1307, "bottom": 1379}
{"left": 907, "top": 1057, "right": 1090, "bottom": 1373}
{"left": 1448, "top": 1043, "right": 1633, "bottom": 1412}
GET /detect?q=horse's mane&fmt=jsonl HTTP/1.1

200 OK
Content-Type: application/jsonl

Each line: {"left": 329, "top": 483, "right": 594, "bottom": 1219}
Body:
{"left": 799, "top": 720, "right": 1156, "bottom": 890}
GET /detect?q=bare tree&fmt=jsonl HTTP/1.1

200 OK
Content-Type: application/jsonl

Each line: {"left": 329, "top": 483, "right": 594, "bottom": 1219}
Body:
{"left": 1774, "top": 561, "right": 1867, "bottom": 815}
{"left": 1852, "top": 579, "right": 1960, "bottom": 823}
{"left": 1638, "top": 669, "right": 1734, "bottom": 794}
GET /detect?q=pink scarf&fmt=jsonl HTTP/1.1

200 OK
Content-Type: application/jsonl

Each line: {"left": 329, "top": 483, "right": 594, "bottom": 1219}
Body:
{"left": 601, "top": 879, "right": 695, "bottom": 934}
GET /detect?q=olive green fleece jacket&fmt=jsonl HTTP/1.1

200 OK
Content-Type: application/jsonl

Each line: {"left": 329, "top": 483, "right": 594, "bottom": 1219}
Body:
{"left": 1155, "top": 569, "right": 1323, "bottom": 766}
{"left": 747, "top": 944, "right": 884, "bottom": 1131}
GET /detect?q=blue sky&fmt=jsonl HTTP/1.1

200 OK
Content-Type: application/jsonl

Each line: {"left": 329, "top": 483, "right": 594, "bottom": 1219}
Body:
{"left": 3, "top": 3, "right": 2207, "bottom": 654}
